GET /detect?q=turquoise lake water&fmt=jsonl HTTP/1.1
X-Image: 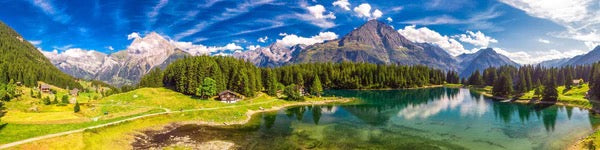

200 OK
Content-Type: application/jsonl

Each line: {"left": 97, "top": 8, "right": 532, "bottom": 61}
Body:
{"left": 135, "top": 88, "right": 600, "bottom": 149}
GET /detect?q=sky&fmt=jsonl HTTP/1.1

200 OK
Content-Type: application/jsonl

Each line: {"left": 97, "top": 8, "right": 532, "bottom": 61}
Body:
{"left": 1, "top": 0, "right": 599, "bottom": 64}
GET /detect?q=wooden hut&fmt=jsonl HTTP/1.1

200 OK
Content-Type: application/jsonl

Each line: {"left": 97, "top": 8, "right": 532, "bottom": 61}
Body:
{"left": 39, "top": 84, "right": 51, "bottom": 93}
{"left": 218, "top": 90, "right": 244, "bottom": 103}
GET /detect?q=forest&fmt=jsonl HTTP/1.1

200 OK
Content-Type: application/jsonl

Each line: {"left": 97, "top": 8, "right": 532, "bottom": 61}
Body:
{"left": 139, "top": 56, "right": 446, "bottom": 98}
{"left": 464, "top": 62, "right": 600, "bottom": 101}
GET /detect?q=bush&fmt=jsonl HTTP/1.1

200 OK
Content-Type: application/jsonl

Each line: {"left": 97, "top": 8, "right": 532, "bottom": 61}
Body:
{"left": 284, "top": 84, "right": 304, "bottom": 101}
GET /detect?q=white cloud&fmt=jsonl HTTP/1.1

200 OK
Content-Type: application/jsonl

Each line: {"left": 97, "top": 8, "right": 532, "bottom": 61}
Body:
{"left": 492, "top": 48, "right": 587, "bottom": 64}
{"left": 454, "top": 31, "right": 498, "bottom": 47}
{"left": 397, "top": 25, "right": 468, "bottom": 56}
{"left": 276, "top": 32, "right": 338, "bottom": 47}
{"left": 247, "top": 45, "right": 261, "bottom": 51}
{"left": 386, "top": 17, "right": 393, "bottom": 22}
{"left": 299, "top": 4, "right": 336, "bottom": 28}
{"left": 148, "top": 0, "right": 169, "bottom": 25}
{"left": 29, "top": 0, "right": 71, "bottom": 24}
{"left": 538, "top": 38, "right": 551, "bottom": 44}
{"left": 106, "top": 46, "right": 114, "bottom": 51}
{"left": 307, "top": 5, "right": 336, "bottom": 19}
{"left": 28, "top": 40, "right": 42, "bottom": 46}
{"left": 257, "top": 36, "right": 268, "bottom": 43}
{"left": 372, "top": 9, "right": 383, "bottom": 19}
{"left": 332, "top": 0, "right": 350, "bottom": 11}
{"left": 353, "top": 4, "right": 383, "bottom": 19}
{"left": 52, "top": 44, "right": 74, "bottom": 51}
{"left": 170, "top": 40, "right": 244, "bottom": 55}
{"left": 499, "top": 0, "right": 600, "bottom": 49}
{"left": 127, "top": 32, "right": 141, "bottom": 40}
{"left": 402, "top": 6, "right": 503, "bottom": 31}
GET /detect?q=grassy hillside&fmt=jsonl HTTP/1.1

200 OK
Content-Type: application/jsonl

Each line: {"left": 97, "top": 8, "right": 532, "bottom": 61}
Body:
{"left": 0, "top": 21, "right": 81, "bottom": 89}
{"left": 519, "top": 84, "right": 590, "bottom": 108}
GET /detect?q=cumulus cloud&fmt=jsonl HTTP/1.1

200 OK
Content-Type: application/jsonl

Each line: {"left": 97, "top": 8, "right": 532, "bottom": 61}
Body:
{"left": 332, "top": 0, "right": 350, "bottom": 10}
{"left": 106, "top": 46, "right": 114, "bottom": 51}
{"left": 397, "top": 25, "right": 467, "bottom": 56}
{"left": 257, "top": 36, "right": 268, "bottom": 43}
{"left": 307, "top": 5, "right": 336, "bottom": 19}
{"left": 386, "top": 17, "right": 393, "bottom": 22}
{"left": 246, "top": 45, "right": 261, "bottom": 51}
{"left": 127, "top": 32, "right": 141, "bottom": 40}
{"left": 276, "top": 32, "right": 338, "bottom": 47}
{"left": 454, "top": 31, "right": 498, "bottom": 47}
{"left": 353, "top": 3, "right": 383, "bottom": 19}
{"left": 299, "top": 4, "right": 336, "bottom": 28}
{"left": 492, "top": 48, "right": 587, "bottom": 64}
{"left": 538, "top": 38, "right": 550, "bottom": 44}
{"left": 170, "top": 40, "right": 244, "bottom": 55}
{"left": 499, "top": 0, "right": 600, "bottom": 49}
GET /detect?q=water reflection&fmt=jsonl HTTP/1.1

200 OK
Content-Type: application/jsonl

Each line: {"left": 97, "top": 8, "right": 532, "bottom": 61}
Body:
{"left": 133, "top": 88, "right": 600, "bottom": 149}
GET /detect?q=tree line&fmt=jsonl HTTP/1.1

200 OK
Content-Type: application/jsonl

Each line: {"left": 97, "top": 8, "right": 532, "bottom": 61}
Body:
{"left": 464, "top": 63, "right": 600, "bottom": 101}
{"left": 139, "top": 56, "right": 446, "bottom": 99}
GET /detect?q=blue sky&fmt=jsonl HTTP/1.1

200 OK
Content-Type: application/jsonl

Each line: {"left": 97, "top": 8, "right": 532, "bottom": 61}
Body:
{"left": 1, "top": 0, "right": 599, "bottom": 64}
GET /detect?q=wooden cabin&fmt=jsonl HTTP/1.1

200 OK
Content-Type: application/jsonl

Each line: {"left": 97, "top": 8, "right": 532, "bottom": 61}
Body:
{"left": 70, "top": 88, "right": 80, "bottom": 96}
{"left": 218, "top": 90, "right": 244, "bottom": 103}
{"left": 39, "top": 84, "right": 51, "bottom": 93}
{"left": 573, "top": 79, "right": 583, "bottom": 85}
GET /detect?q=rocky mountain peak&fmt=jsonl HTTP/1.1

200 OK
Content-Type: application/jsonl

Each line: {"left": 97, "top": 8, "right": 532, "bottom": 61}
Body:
{"left": 339, "top": 20, "right": 418, "bottom": 51}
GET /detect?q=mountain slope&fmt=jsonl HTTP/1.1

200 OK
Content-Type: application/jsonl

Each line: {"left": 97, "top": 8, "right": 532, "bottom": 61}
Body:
{"left": 562, "top": 46, "right": 600, "bottom": 66}
{"left": 44, "top": 32, "right": 190, "bottom": 86}
{"left": 0, "top": 21, "right": 81, "bottom": 89}
{"left": 291, "top": 20, "right": 458, "bottom": 71}
{"left": 233, "top": 43, "right": 306, "bottom": 67}
{"left": 457, "top": 48, "right": 520, "bottom": 77}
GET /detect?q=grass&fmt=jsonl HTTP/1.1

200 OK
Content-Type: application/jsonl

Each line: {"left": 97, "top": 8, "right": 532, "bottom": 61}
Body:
{"left": 443, "top": 84, "right": 463, "bottom": 88}
{"left": 0, "top": 87, "right": 350, "bottom": 149}
{"left": 517, "top": 84, "right": 591, "bottom": 109}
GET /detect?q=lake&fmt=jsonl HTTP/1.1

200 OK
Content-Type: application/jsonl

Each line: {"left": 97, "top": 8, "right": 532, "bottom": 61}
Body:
{"left": 133, "top": 88, "right": 600, "bottom": 149}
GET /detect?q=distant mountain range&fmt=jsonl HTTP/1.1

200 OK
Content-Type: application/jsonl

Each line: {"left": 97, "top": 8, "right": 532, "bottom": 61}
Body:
{"left": 42, "top": 20, "right": 532, "bottom": 86}
{"left": 43, "top": 32, "right": 192, "bottom": 86}
{"left": 539, "top": 46, "right": 600, "bottom": 67}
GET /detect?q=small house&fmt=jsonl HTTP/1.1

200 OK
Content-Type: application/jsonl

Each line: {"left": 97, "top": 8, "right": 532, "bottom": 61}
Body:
{"left": 573, "top": 79, "right": 583, "bottom": 85}
{"left": 70, "top": 88, "right": 80, "bottom": 96}
{"left": 218, "top": 90, "right": 244, "bottom": 103}
{"left": 39, "top": 84, "right": 51, "bottom": 93}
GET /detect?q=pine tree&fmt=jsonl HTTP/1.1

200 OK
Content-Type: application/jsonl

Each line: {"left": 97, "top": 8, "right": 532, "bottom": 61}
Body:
{"left": 43, "top": 96, "right": 51, "bottom": 105}
{"left": 492, "top": 72, "right": 513, "bottom": 98}
{"left": 196, "top": 77, "right": 217, "bottom": 99}
{"left": 52, "top": 95, "right": 58, "bottom": 104}
{"left": 266, "top": 69, "right": 278, "bottom": 96}
{"left": 542, "top": 72, "right": 558, "bottom": 101}
{"left": 61, "top": 95, "right": 69, "bottom": 104}
{"left": 73, "top": 102, "right": 80, "bottom": 113}
{"left": 590, "top": 64, "right": 600, "bottom": 100}
{"left": 310, "top": 74, "right": 323, "bottom": 97}
{"left": 565, "top": 70, "right": 573, "bottom": 89}
{"left": 284, "top": 84, "right": 303, "bottom": 101}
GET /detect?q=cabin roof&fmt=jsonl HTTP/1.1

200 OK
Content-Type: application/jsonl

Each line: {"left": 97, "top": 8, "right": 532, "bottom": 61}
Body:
{"left": 218, "top": 90, "right": 243, "bottom": 97}
{"left": 40, "top": 84, "right": 50, "bottom": 89}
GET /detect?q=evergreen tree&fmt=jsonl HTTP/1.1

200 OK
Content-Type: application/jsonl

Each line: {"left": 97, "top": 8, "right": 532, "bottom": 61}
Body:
{"left": 52, "top": 95, "right": 58, "bottom": 104}
{"left": 61, "top": 95, "right": 69, "bottom": 104}
{"left": 483, "top": 67, "right": 497, "bottom": 86}
{"left": 73, "top": 102, "right": 80, "bottom": 113}
{"left": 492, "top": 72, "right": 513, "bottom": 98}
{"left": 265, "top": 69, "right": 278, "bottom": 96}
{"left": 284, "top": 84, "right": 303, "bottom": 101}
{"left": 565, "top": 70, "right": 573, "bottom": 89}
{"left": 542, "top": 72, "right": 558, "bottom": 101}
{"left": 196, "top": 77, "right": 217, "bottom": 99}
{"left": 310, "top": 74, "right": 323, "bottom": 97}
{"left": 43, "top": 96, "right": 50, "bottom": 105}
{"left": 590, "top": 64, "right": 600, "bottom": 100}
{"left": 467, "top": 70, "right": 484, "bottom": 86}
{"left": 534, "top": 87, "right": 542, "bottom": 98}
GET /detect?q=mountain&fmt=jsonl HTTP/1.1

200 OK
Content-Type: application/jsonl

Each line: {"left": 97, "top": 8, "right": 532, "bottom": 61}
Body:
{"left": 290, "top": 20, "right": 458, "bottom": 71}
{"left": 233, "top": 43, "right": 306, "bottom": 67}
{"left": 0, "top": 21, "right": 81, "bottom": 89}
{"left": 457, "top": 48, "right": 520, "bottom": 77}
{"left": 44, "top": 32, "right": 191, "bottom": 86}
{"left": 539, "top": 58, "right": 570, "bottom": 67}
{"left": 562, "top": 46, "right": 600, "bottom": 66}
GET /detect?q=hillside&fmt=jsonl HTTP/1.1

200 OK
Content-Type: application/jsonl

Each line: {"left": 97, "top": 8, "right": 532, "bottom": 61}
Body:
{"left": 0, "top": 21, "right": 81, "bottom": 89}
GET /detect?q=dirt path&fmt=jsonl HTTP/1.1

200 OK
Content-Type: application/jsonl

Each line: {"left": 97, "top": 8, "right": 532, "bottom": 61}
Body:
{"left": 0, "top": 98, "right": 281, "bottom": 149}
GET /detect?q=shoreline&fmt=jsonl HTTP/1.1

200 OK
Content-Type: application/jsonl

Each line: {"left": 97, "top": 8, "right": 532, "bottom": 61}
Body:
{"left": 176, "top": 98, "right": 354, "bottom": 126}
